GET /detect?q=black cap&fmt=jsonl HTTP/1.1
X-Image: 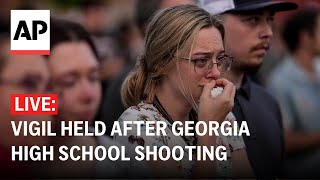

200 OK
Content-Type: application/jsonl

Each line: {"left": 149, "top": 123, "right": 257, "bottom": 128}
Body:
{"left": 198, "top": 0, "right": 298, "bottom": 15}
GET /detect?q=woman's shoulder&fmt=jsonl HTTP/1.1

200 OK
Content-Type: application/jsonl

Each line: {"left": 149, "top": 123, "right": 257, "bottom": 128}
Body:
{"left": 118, "top": 101, "right": 160, "bottom": 122}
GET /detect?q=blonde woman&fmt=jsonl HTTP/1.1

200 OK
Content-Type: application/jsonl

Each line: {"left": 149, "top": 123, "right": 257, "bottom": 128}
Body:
{"left": 114, "top": 5, "right": 253, "bottom": 178}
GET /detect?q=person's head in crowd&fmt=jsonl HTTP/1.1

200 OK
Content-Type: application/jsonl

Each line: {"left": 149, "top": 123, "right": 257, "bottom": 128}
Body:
{"left": 282, "top": 8, "right": 320, "bottom": 56}
{"left": 199, "top": 0, "right": 298, "bottom": 77}
{"left": 135, "top": 0, "right": 195, "bottom": 36}
{"left": 0, "top": 33, "right": 52, "bottom": 148}
{"left": 79, "top": 0, "right": 109, "bottom": 34}
{"left": 48, "top": 19, "right": 101, "bottom": 123}
{"left": 122, "top": 4, "right": 233, "bottom": 110}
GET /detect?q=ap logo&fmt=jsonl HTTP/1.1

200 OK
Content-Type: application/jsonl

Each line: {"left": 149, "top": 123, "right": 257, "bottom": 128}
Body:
{"left": 11, "top": 10, "right": 50, "bottom": 55}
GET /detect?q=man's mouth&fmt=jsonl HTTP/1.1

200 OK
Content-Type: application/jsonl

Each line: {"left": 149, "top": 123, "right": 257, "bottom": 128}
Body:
{"left": 252, "top": 43, "right": 270, "bottom": 56}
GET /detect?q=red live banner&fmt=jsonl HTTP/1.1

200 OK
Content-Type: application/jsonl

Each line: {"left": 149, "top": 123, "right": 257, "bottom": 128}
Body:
{"left": 11, "top": 94, "right": 58, "bottom": 115}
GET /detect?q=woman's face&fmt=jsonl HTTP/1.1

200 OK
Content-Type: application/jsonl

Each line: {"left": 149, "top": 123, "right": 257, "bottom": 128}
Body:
{"left": 168, "top": 27, "right": 224, "bottom": 102}
{"left": 49, "top": 41, "right": 101, "bottom": 123}
{"left": 0, "top": 52, "right": 52, "bottom": 147}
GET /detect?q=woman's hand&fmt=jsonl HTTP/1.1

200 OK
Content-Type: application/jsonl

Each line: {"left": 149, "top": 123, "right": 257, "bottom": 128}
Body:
{"left": 194, "top": 78, "right": 236, "bottom": 178}
{"left": 198, "top": 78, "right": 236, "bottom": 124}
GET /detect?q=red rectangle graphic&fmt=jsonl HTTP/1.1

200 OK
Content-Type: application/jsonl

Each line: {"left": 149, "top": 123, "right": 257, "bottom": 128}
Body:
{"left": 10, "top": 50, "right": 50, "bottom": 55}
{"left": 11, "top": 94, "right": 58, "bottom": 115}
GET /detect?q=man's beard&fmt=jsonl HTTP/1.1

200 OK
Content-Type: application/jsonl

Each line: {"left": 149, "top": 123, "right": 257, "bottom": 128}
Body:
{"left": 232, "top": 61, "right": 263, "bottom": 74}
{"left": 233, "top": 42, "right": 269, "bottom": 74}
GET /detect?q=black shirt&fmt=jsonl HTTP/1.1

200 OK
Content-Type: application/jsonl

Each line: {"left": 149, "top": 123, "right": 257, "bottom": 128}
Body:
{"left": 232, "top": 75, "right": 284, "bottom": 178}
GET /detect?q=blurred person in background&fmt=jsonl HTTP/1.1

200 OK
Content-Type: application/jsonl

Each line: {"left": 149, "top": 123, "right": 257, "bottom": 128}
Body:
{"left": 0, "top": 0, "right": 20, "bottom": 33}
{"left": 77, "top": 1, "right": 140, "bottom": 125}
{"left": 78, "top": 0, "right": 127, "bottom": 85}
{"left": 41, "top": 18, "right": 148, "bottom": 179}
{"left": 199, "top": 0, "right": 297, "bottom": 178}
{"left": 96, "top": 19, "right": 143, "bottom": 89}
{"left": 0, "top": 33, "right": 52, "bottom": 179}
{"left": 79, "top": 0, "right": 109, "bottom": 35}
{"left": 0, "top": 0, "right": 39, "bottom": 34}
{"left": 259, "top": 0, "right": 320, "bottom": 85}
{"left": 267, "top": 8, "right": 320, "bottom": 178}
{"left": 100, "top": 0, "right": 195, "bottom": 137}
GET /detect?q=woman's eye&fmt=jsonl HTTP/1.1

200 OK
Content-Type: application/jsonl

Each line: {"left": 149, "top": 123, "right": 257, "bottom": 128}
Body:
{"left": 193, "top": 58, "right": 208, "bottom": 67}
{"left": 21, "top": 79, "right": 38, "bottom": 91}
{"left": 59, "top": 78, "right": 76, "bottom": 88}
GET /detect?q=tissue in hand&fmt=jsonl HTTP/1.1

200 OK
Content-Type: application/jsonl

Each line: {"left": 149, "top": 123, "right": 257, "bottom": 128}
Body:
{"left": 211, "top": 86, "right": 223, "bottom": 98}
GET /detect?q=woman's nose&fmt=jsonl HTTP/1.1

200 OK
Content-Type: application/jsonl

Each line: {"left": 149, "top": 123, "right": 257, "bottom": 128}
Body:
{"left": 206, "top": 64, "right": 221, "bottom": 79}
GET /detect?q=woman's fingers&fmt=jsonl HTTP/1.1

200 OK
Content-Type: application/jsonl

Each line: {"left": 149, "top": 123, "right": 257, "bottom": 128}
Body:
{"left": 202, "top": 80, "right": 216, "bottom": 97}
{"left": 216, "top": 78, "right": 234, "bottom": 98}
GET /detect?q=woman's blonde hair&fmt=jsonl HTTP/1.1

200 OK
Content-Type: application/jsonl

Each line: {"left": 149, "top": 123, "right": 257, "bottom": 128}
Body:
{"left": 121, "top": 4, "right": 224, "bottom": 107}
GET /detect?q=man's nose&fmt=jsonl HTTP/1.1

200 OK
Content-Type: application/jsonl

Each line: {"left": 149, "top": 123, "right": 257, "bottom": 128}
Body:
{"left": 259, "top": 20, "right": 273, "bottom": 40}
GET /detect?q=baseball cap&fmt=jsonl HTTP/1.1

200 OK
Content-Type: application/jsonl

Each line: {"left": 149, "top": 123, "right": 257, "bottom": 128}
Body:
{"left": 198, "top": 0, "right": 298, "bottom": 15}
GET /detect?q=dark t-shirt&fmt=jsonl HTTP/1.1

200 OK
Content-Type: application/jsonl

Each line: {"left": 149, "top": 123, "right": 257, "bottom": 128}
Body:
{"left": 232, "top": 75, "right": 284, "bottom": 178}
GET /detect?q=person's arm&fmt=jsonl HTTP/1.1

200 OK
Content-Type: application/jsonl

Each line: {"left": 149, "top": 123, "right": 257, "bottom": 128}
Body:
{"left": 193, "top": 135, "right": 217, "bottom": 178}
{"left": 285, "top": 129, "right": 320, "bottom": 155}
{"left": 225, "top": 111, "right": 254, "bottom": 178}
{"left": 278, "top": 96, "right": 320, "bottom": 155}
{"left": 231, "top": 149, "right": 255, "bottom": 178}
{"left": 267, "top": 81, "right": 320, "bottom": 155}
{"left": 193, "top": 78, "right": 236, "bottom": 178}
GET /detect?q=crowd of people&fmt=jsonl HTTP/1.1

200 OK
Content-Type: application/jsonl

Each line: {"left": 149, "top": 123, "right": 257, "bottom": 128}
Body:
{"left": 1, "top": 0, "right": 320, "bottom": 178}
